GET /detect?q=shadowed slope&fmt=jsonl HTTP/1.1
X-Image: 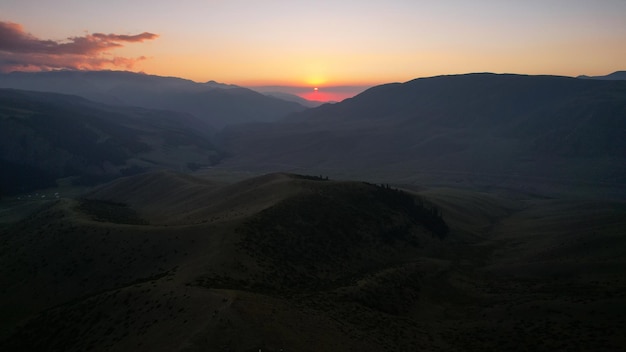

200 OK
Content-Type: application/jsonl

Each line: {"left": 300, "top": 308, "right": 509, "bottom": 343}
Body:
{"left": 0, "top": 89, "right": 221, "bottom": 194}
{"left": 221, "top": 73, "right": 626, "bottom": 193}
{"left": 0, "top": 172, "right": 453, "bottom": 351}
{"left": 1, "top": 172, "right": 625, "bottom": 351}
{"left": 86, "top": 171, "right": 301, "bottom": 225}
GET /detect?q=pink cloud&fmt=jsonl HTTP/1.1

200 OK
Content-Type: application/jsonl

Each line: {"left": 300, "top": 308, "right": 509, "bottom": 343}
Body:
{"left": 0, "top": 21, "right": 157, "bottom": 72}
{"left": 91, "top": 32, "right": 158, "bottom": 43}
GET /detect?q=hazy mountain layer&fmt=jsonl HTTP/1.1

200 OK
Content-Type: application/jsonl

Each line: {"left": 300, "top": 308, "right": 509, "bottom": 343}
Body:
{"left": 261, "top": 91, "right": 324, "bottom": 108}
{"left": 578, "top": 70, "right": 626, "bottom": 80}
{"left": 0, "top": 70, "right": 307, "bottom": 128}
{"left": 0, "top": 89, "right": 221, "bottom": 195}
{"left": 220, "top": 73, "right": 626, "bottom": 195}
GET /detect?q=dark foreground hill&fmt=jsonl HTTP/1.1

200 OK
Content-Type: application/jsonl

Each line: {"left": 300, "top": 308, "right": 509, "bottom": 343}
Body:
{"left": 0, "top": 70, "right": 307, "bottom": 128}
{"left": 1, "top": 171, "right": 625, "bottom": 351}
{"left": 0, "top": 89, "right": 221, "bottom": 195}
{"left": 220, "top": 73, "right": 626, "bottom": 195}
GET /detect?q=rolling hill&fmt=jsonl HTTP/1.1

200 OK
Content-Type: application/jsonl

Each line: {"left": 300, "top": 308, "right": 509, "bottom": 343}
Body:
{"left": 0, "top": 170, "right": 624, "bottom": 351}
{"left": 0, "top": 70, "right": 307, "bottom": 128}
{"left": 219, "top": 73, "right": 626, "bottom": 196}
{"left": 0, "top": 89, "right": 221, "bottom": 195}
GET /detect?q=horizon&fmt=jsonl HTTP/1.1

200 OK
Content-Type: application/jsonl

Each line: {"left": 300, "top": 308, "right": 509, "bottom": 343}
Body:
{"left": 1, "top": 67, "right": 624, "bottom": 103}
{"left": 2, "top": 1, "right": 625, "bottom": 98}
{"left": 2, "top": 68, "right": 623, "bottom": 102}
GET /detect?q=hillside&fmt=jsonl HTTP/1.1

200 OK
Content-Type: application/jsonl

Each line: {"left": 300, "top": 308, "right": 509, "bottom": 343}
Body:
{"left": 0, "top": 172, "right": 448, "bottom": 351}
{"left": 1, "top": 171, "right": 624, "bottom": 351}
{"left": 0, "top": 89, "right": 221, "bottom": 195}
{"left": 85, "top": 171, "right": 302, "bottom": 225}
{"left": 0, "top": 70, "right": 307, "bottom": 128}
{"left": 220, "top": 73, "right": 626, "bottom": 195}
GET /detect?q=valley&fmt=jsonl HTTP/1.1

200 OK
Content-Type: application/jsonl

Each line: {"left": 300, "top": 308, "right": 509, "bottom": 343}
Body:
{"left": 1, "top": 71, "right": 625, "bottom": 351}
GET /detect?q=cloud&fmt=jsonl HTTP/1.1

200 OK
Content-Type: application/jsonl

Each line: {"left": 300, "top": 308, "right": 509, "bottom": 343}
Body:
{"left": 91, "top": 32, "right": 158, "bottom": 43}
{"left": 0, "top": 21, "right": 158, "bottom": 72}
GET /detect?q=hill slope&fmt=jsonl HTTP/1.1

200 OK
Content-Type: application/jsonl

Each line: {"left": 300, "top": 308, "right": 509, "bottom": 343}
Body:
{"left": 1, "top": 171, "right": 624, "bottom": 351}
{"left": 0, "top": 172, "right": 449, "bottom": 351}
{"left": 86, "top": 171, "right": 302, "bottom": 225}
{"left": 0, "top": 89, "right": 221, "bottom": 195}
{"left": 220, "top": 73, "right": 626, "bottom": 193}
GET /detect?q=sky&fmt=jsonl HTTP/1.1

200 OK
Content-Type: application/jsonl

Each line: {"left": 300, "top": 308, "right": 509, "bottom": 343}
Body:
{"left": 1, "top": 0, "right": 626, "bottom": 101}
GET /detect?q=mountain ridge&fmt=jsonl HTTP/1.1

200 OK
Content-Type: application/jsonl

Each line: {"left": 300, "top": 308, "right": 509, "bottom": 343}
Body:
{"left": 0, "top": 70, "right": 307, "bottom": 128}
{"left": 577, "top": 70, "right": 626, "bottom": 80}
{"left": 220, "top": 73, "right": 626, "bottom": 195}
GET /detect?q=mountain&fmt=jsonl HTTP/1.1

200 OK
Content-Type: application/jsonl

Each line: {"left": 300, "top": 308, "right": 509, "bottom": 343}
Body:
{"left": 577, "top": 71, "right": 626, "bottom": 80}
{"left": 220, "top": 73, "right": 626, "bottom": 195}
{"left": 0, "top": 70, "right": 307, "bottom": 128}
{"left": 1, "top": 171, "right": 624, "bottom": 351}
{"left": 0, "top": 89, "right": 222, "bottom": 195}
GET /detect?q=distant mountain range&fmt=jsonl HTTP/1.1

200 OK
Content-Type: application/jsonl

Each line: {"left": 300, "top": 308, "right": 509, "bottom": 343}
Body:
{"left": 0, "top": 70, "right": 306, "bottom": 128}
{"left": 577, "top": 71, "right": 626, "bottom": 80}
{"left": 0, "top": 89, "right": 221, "bottom": 195}
{"left": 220, "top": 73, "right": 626, "bottom": 192}
{"left": 2, "top": 71, "right": 626, "bottom": 196}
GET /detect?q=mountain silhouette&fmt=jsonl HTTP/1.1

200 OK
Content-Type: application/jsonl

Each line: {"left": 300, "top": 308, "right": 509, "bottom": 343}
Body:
{"left": 221, "top": 73, "right": 626, "bottom": 193}
{"left": 0, "top": 70, "right": 306, "bottom": 128}
{"left": 577, "top": 70, "right": 626, "bottom": 80}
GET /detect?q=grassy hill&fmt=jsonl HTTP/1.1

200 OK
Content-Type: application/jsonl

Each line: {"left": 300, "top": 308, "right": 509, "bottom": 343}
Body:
{"left": 0, "top": 89, "right": 222, "bottom": 195}
{"left": 1, "top": 171, "right": 624, "bottom": 351}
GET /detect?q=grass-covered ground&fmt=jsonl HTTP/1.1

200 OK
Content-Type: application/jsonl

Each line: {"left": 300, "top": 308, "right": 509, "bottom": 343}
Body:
{"left": 1, "top": 171, "right": 624, "bottom": 351}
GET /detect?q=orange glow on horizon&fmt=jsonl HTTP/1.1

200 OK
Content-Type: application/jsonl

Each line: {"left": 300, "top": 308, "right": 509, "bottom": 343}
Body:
{"left": 298, "top": 89, "right": 355, "bottom": 102}
{"left": 242, "top": 83, "right": 371, "bottom": 103}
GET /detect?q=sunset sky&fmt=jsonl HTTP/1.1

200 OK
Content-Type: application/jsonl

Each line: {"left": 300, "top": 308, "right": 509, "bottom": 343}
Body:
{"left": 1, "top": 0, "right": 625, "bottom": 101}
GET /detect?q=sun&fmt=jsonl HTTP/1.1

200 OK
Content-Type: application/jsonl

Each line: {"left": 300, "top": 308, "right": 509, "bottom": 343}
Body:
{"left": 313, "top": 87, "right": 318, "bottom": 91}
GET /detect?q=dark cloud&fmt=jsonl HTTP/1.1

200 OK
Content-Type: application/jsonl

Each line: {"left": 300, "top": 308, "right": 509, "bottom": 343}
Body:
{"left": 0, "top": 21, "right": 158, "bottom": 72}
